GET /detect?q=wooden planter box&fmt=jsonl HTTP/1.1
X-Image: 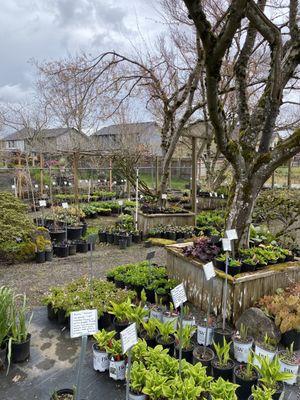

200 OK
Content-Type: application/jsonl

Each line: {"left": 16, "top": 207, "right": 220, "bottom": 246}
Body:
{"left": 137, "top": 211, "right": 195, "bottom": 235}
{"left": 166, "top": 243, "right": 300, "bottom": 322}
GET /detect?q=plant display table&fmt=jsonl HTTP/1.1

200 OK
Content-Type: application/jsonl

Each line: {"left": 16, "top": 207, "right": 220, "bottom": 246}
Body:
{"left": 166, "top": 243, "right": 300, "bottom": 322}
{"left": 137, "top": 211, "right": 195, "bottom": 235}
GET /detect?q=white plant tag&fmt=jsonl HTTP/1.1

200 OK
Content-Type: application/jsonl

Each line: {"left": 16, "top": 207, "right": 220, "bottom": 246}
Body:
{"left": 203, "top": 262, "right": 216, "bottom": 281}
{"left": 120, "top": 323, "right": 138, "bottom": 354}
{"left": 171, "top": 283, "right": 187, "bottom": 309}
{"left": 226, "top": 229, "right": 238, "bottom": 240}
{"left": 118, "top": 200, "right": 124, "bottom": 206}
{"left": 161, "top": 193, "right": 167, "bottom": 199}
{"left": 39, "top": 200, "right": 46, "bottom": 207}
{"left": 70, "top": 309, "right": 98, "bottom": 338}
{"left": 222, "top": 238, "right": 232, "bottom": 251}
{"left": 62, "top": 202, "right": 69, "bottom": 209}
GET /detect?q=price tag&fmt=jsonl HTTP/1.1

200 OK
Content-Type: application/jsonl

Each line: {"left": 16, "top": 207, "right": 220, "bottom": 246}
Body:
{"left": 70, "top": 309, "right": 98, "bottom": 338}
{"left": 62, "top": 202, "right": 69, "bottom": 209}
{"left": 120, "top": 323, "right": 138, "bottom": 354}
{"left": 146, "top": 251, "right": 156, "bottom": 261}
{"left": 226, "top": 229, "right": 238, "bottom": 240}
{"left": 203, "top": 262, "right": 216, "bottom": 281}
{"left": 39, "top": 200, "right": 46, "bottom": 207}
{"left": 171, "top": 283, "right": 187, "bottom": 309}
{"left": 222, "top": 238, "right": 232, "bottom": 251}
{"left": 161, "top": 193, "right": 167, "bottom": 199}
{"left": 118, "top": 200, "right": 123, "bottom": 206}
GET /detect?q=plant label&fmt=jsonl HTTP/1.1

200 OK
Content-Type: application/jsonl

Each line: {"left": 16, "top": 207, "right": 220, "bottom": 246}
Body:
{"left": 34, "top": 184, "right": 39, "bottom": 188}
{"left": 45, "top": 185, "right": 49, "bottom": 189}
{"left": 146, "top": 251, "right": 155, "bottom": 261}
{"left": 196, "top": 198, "right": 199, "bottom": 204}
{"left": 118, "top": 200, "right": 123, "bottom": 206}
{"left": 161, "top": 193, "right": 167, "bottom": 199}
{"left": 70, "top": 309, "right": 98, "bottom": 338}
{"left": 120, "top": 323, "right": 138, "bottom": 354}
{"left": 226, "top": 229, "right": 238, "bottom": 240}
{"left": 197, "top": 325, "right": 213, "bottom": 346}
{"left": 221, "top": 194, "right": 224, "bottom": 199}
{"left": 214, "top": 192, "right": 218, "bottom": 197}
{"left": 64, "top": 181, "right": 67, "bottom": 185}
{"left": 203, "top": 262, "right": 216, "bottom": 281}
{"left": 93, "top": 349, "right": 109, "bottom": 372}
{"left": 11, "top": 185, "right": 16, "bottom": 189}
{"left": 39, "top": 200, "right": 46, "bottom": 207}
{"left": 209, "top": 192, "right": 213, "bottom": 197}
{"left": 109, "top": 359, "right": 126, "bottom": 381}
{"left": 62, "top": 202, "right": 69, "bottom": 209}
{"left": 171, "top": 283, "right": 187, "bottom": 309}
{"left": 222, "top": 238, "right": 232, "bottom": 251}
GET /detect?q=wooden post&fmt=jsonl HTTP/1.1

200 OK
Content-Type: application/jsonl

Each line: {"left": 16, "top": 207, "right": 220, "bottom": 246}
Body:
{"left": 73, "top": 152, "right": 79, "bottom": 206}
{"left": 155, "top": 156, "right": 159, "bottom": 194}
{"left": 287, "top": 158, "right": 292, "bottom": 189}
{"left": 40, "top": 153, "right": 44, "bottom": 196}
{"left": 109, "top": 158, "right": 112, "bottom": 191}
{"left": 191, "top": 137, "right": 197, "bottom": 214}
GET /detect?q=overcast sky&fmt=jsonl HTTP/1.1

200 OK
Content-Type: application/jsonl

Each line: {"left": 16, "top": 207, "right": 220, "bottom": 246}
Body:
{"left": 0, "top": 0, "right": 163, "bottom": 104}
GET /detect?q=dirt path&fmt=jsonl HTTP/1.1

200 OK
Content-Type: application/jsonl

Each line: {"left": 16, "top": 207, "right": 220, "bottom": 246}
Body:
{"left": 0, "top": 243, "right": 166, "bottom": 308}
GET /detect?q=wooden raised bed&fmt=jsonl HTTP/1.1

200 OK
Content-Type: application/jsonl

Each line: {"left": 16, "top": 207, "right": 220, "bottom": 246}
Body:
{"left": 166, "top": 243, "right": 300, "bottom": 322}
{"left": 137, "top": 211, "right": 195, "bottom": 235}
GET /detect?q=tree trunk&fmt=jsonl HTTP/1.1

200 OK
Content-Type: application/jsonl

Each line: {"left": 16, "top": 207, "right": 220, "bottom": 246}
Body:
{"left": 226, "top": 177, "right": 262, "bottom": 248}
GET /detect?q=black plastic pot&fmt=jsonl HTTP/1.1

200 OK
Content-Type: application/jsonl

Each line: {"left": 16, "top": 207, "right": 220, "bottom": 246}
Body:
{"left": 175, "top": 346, "right": 194, "bottom": 363}
{"left": 47, "top": 303, "right": 57, "bottom": 321}
{"left": 114, "top": 279, "right": 125, "bottom": 289}
{"left": 234, "top": 365, "right": 258, "bottom": 399}
{"left": 113, "top": 318, "right": 129, "bottom": 337}
{"left": 57, "top": 308, "right": 68, "bottom": 325}
{"left": 106, "top": 233, "right": 114, "bottom": 244}
{"left": 119, "top": 237, "right": 127, "bottom": 250}
{"left": 88, "top": 242, "right": 95, "bottom": 251}
{"left": 213, "top": 327, "right": 233, "bottom": 346}
{"left": 68, "top": 244, "right": 77, "bottom": 256}
{"left": 76, "top": 241, "right": 88, "bottom": 253}
{"left": 81, "top": 222, "right": 87, "bottom": 237}
{"left": 67, "top": 226, "right": 83, "bottom": 241}
{"left": 211, "top": 358, "right": 234, "bottom": 381}
{"left": 285, "top": 254, "right": 294, "bottom": 262}
{"left": 98, "top": 312, "right": 111, "bottom": 329}
{"left": 242, "top": 262, "right": 256, "bottom": 273}
{"left": 145, "top": 288, "right": 155, "bottom": 304}
{"left": 214, "top": 259, "right": 225, "bottom": 271}
{"left": 281, "top": 329, "right": 300, "bottom": 351}
{"left": 11, "top": 334, "right": 31, "bottom": 363}
{"left": 125, "top": 234, "right": 132, "bottom": 247}
{"left": 271, "top": 382, "right": 284, "bottom": 400}
{"left": 49, "top": 230, "right": 66, "bottom": 243}
{"left": 51, "top": 389, "right": 74, "bottom": 399}
{"left": 228, "top": 264, "right": 241, "bottom": 276}
{"left": 36, "top": 251, "right": 46, "bottom": 263}
{"left": 193, "top": 346, "right": 215, "bottom": 373}
{"left": 132, "top": 233, "right": 141, "bottom": 244}
{"left": 45, "top": 250, "right": 53, "bottom": 262}
{"left": 133, "top": 284, "right": 144, "bottom": 299}
{"left": 114, "top": 233, "right": 120, "bottom": 245}
{"left": 156, "top": 334, "right": 175, "bottom": 355}
{"left": 54, "top": 245, "right": 69, "bottom": 258}
{"left": 99, "top": 231, "right": 107, "bottom": 243}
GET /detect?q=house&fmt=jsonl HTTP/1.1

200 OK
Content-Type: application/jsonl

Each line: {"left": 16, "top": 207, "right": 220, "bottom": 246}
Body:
{"left": 2, "top": 127, "right": 90, "bottom": 154}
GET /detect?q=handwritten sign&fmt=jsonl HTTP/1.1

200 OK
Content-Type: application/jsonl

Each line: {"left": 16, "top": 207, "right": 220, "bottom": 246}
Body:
{"left": 39, "top": 200, "right": 46, "bottom": 207}
{"left": 62, "top": 202, "right": 69, "bottom": 209}
{"left": 161, "top": 193, "right": 167, "bottom": 200}
{"left": 203, "top": 262, "right": 216, "bottom": 281}
{"left": 146, "top": 251, "right": 156, "bottom": 261}
{"left": 171, "top": 283, "right": 187, "bottom": 309}
{"left": 226, "top": 229, "right": 238, "bottom": 240}
{"left": 70, "top": 309, "right": 98, "bottom": 338}
{"left": 222, "top": 238, "right": 232, "bottom": 251}
{"left": 120, "top": 323, "right": 138, "bottom": 354}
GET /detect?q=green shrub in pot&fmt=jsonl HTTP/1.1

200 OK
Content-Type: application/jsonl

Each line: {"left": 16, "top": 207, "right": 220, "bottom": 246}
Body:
{"left": 209, "top": 377, "right": 238, "bottom": 399}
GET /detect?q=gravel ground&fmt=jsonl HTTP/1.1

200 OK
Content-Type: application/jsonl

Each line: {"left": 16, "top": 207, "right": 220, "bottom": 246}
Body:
{"left": 0, "top": 243, "right": 166, "bottom": 308}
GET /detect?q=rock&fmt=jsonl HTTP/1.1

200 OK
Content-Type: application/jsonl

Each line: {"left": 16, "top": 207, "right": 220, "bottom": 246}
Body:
{"left": 236, "top": 307, "right": 281, "bottom": 343}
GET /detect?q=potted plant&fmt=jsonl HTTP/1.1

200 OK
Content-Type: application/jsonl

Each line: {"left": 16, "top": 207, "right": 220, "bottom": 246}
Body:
{"left": 128, "top": 305, "right": 149, "bottom": 332}
{"left": 142, "top": 370, "right": 168, "bottom": 400}
{"left": 174, "top": 325, "right": 196, "bottom": 363}
{"left": 213, "top": 322, "right": 234, "bottom": 346}
{"left": 228, "top": 259, "right": 241, "bottom": 276}
{"left": 253, "top": 354, "right": 294, "bottom": 400}
{"left": 53, "top": 240, "right": 69, "bottom": 258}
{"left": 241, "top": 257, "right": 257, "bottom": 272}
{"left": 75, "top": 239, "right": 88, "bottom": 253}
{"left": 234, "top": 353, "right": 259, "bottom": 399}
{"left": 209, "top": 377, "right": 238, "bottom": 399}
{"left": 248, "top": 385, "right": 275, "bottom": 400}
{"left": 108, "top": 299, "right": 133, "bottom": 335}
{"left": 211, "top": 337, "right": 234, "bottom": 381}
{"left": 129, "top": 361, "right": 147, "bottom": 400}
{"left": 140, "top": 319, "right": 158, "bottom": 347}
{"left": 51, "top": 388, "right": 74, "bottom": 399}
{"left": 162, "top": 303, "right": 179, "bottom": 329}
{"left": 233, "top": 323, "right": 254, "bottom": 363}
{"left": 197, "top": 316, "right": 215, "bottom": 346}
{"left": 193, "top": 345, "right": 215, "bottom": 371}
{"left": 214, "top": 253, "right": 226, "bottom": 271}
{"left": 278, "top": 344, "right": 300, "bottom": 385}
{"left": 156, "top": 321, "right": 176, "bottom": 353}
{"left": 254, "top": 334, "right": 277, "bottom": 366}
{"left": 92, "top": 329, "right": 116, "bottom": 372}
{"left": 149, "top": 295, "right": 164, "bottom": 321}
{"left": 108, "top": 338, "right": 126, "bottom": 381}
{"left": 45, "top": 243, "right": 53, "bottom": 262}
{"left": 0, "top": 287, "right": 13, "bottom": 368}
{"left": 182, "top": 305, "right": 196, "bottom": 327}
{"left": 68, "top": 241, "right": 77, "bottom": 256}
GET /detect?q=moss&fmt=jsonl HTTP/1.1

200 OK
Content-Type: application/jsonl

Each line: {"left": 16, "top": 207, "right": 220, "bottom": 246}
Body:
{"left": 215, "top": 270, "right": 235, "bottom": 282}
{"left": 147, "top": 238, "right": 176, "bottom": 247}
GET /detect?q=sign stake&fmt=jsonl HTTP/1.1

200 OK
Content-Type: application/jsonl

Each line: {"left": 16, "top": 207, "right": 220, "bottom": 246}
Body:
{"left": 75, "top": 335, "right": 87, "bottom": 400}
{"left": 222, "top": 251, "right": 229, "bottom": 331}
{"left": 126, "top": 349, "right": 132, "bottom": 400}
{"left": 135, "top": 168, "right": 139, "bottom": 231}
{"left": 178, "top": 303, "right": 184, "bottom": 376}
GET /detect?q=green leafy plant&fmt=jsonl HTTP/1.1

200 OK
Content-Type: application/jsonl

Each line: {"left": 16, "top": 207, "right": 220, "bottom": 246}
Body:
{"left": 174, "top": 325, "right": 196, "bottom": 350}
{"left": 156, "top": 321, "right": 175, "bottom": 344}
{"left": 129, "top": 361, "right": 147, "bottom": 394}
{"left": 142, "top": 318, "right": 158, "bottom": 339}
{"left": 108, "top": 299, "right": 134, "bottom": 324}
{"left": 163, "top": 376, "right": 204, "bottom": 400}
{"left": 106, "top": 339, "right": 124, "bottom": 361}
{"left": 209, "top": 377, "right": 238, "bottom": 400}
{"left": 251, "top": 385, "right": 275, "bottom": 400}
{"left": 181, "top": 360, "right": 213, "bottom": 389}
{"left": 128, "top": 305, "right": 149, "bottom": 329}
{"left": 142, "top": 370, "right": 168, "bottom": 400}
{"left": 0, "top": 286, "right": 13, "bottom": 349}
{"left": 93, "top": 329, "right": 115, "bottom": 351}
{"left": 213, "top": 337, "right": 232, "bottom": 368}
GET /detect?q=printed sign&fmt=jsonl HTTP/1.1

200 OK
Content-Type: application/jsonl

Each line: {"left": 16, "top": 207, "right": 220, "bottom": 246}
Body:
{"left": 62, "top": 202, "right": 69, "bottom": 209}
{"left": 70, "top": 309, "right": 98, "bottom": 338}
{"left": 146, "top": 251, "right": 156, "bottom": 261}
{"left": 203, "top": 262, "right": 216, "bottom": 281}
{"left": 118, "top": 200, "right": 124, "bottom": 206}
{"left": 39, "top": 200, "right": 46, "bottom": 207}
{"left": 171, "top": 283, "right": 187, "bottom": 309}
{"left": 120, "top": 323, "right": 138, "bottom": 354}
{"left": 161, "top": 193, "right": 167, "bottom": 199}
{"left": 226, "top": 229, "right": 238, "bottom": 240}
{"left": 222, "top": 238, "right": 232, "bottom": 251}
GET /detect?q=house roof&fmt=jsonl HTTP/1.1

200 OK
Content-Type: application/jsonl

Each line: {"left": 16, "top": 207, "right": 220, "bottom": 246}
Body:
{"left": 94, "top": 121, "right": 159, "bottom": 136}
{"left": 3, "top": 127, "right": 78, "bottom": 141}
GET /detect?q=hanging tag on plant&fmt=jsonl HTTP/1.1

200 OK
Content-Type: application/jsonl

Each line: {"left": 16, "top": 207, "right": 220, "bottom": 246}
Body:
{"left": 146, "top": 251, "right": 155, "bottom": 261}
{"left": 39, "top": 200, "right": 46, "bottom": 207}
{"left": 161, "top": 193, "right": 167, "bottom": 199}
{"left": 226, "top": 229, "right": 238, "bottom": 240}
{"left": 118, "top": 200, "right": 123, "bottom": 206}
{"left": 214, "top": 192, "right": 218, "bottom": 197}
{"left": 221, "top": 194, "right": 224, "bottom": 199}
{"left": 70, "top": 309, "right": 98, "bottom": 338}
{"left": 120, "top": 323, "right": 138, "bottom": 354}
{"left": 222, "top": 238, "right": 232, "bottom": 251}
{"left": 34, "top": 184, "right": 39, "bottom": 188}
{"left": 203, "top": 262, "right": 216, "bottom": 281}
{"left": 11, "top": 184, "right": 16, "bottom": 189}
{"left": 62, "top": 202, "right": 69, "bottom": 209}
{"left": 209, "top": 192, "right": 213, "bottom": 197}
{"left": 171, "top": 283, "right": 187, "bottom": 309}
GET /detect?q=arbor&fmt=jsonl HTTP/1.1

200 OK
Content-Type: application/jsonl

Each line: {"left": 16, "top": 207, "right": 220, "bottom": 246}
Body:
{"left": 182, "top": 0, "right": 300, "bottom": 247}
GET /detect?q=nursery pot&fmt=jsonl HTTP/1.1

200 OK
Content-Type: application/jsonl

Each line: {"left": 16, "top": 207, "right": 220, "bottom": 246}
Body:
{"left": 47, "top": 303, "right": 57, "bottom": 321}
{"left": 241, "top": 262, "right": 256, "bottom": 273}
{"left": 68, "top": 243, "right": 77, "bottom": 256}
{"left": 76, "top": 241, "right": 88, "bottom": 253}
{"left": 113, "top": 318, "right": 129, "bottom": 336}
{"left": 81, "top": 222, "right": 87, "bottom": 237}
{"left": 54, "top": 245, "right": 69, "bottom": 258}
{"left": 119, "top": 237, "right": 127, "bottom": 250}
{"left": 213, "top": 259, "right": 225, "bottom": 271}
{"left": 254, "top": 343, "right": 276, "bottom": 366}
{"left": 197, "top": 324, "right": 214, "bottom": 346}
{"left": 129, "top": 392, "right": 147, "bottom": 400}
{"left": 278, "top": 350, "right": 299, "bottom": 385}
{"left": 98, "top": 312, "right": 111, "bottom": 329}
{"left": 11, "top": 334, "right": 31, "bottom": 363}
{"left": 162, "top": 313, "right": 178, "bottom": 329}
{"left": 114, "top": 233, "right": 120, "bottom": 245}
{"left": 150, "top": 307, "right": 163, "bottom": 322}
{"left": 109, "top": 358, "right": 126, "bottom": 380}
{"left": 57, "top": 308, "right": 68, "bottom": 325}
{"left": 228, "top": 264, "right": 241, "bottom": 276}
{"left": 99, "top": 231, "right": 107, "bottom": 243}
{"left": 182, "top": 316, "right": 196, "bottom": 328}
{"left": 175, "top": 345, "right": 194, "bottom": 363}
{"left": 93, "top": 343, "right": 109, "bottom": 372}
{"left": 51, "top": 389, "right": 74, "bottom": 399}
{"left": 114, "top": 279, "right": 125, "bottom": 289}
{"left": 213, "top": 327, "right": 233, "bottom": 346}
{"left": 49, "top": 230, "right": 66, "bottom": 243}
{"left": 233, "top": 336, "right": 254, "bottom": 363}
{"left": 36, "top": 251, "right": 46, "bottom": 263}
{"left": 211, "top": 358, "right": 234, "bottom": 381}
{"left": 193, "top": 346, "right": 215, "bottom": 371}
{"left": 281, "top": 329, "right": 300, "bottom": 351}
{"left": 132, "top": 233, "right": 141, "bottom": 244}
{"left": 126, "top": 234, "right": 132, "bottom": 247}
{"left": 45, "top": 250, "right": 53, "bottom": 262}
{"left": 106, "top": 233, "right": 114, "bottom": 244}
{"left": 67, "top": 226, "right": 83, "bottom": 240}
{"left": 145, "top": 289, "right": 155, "bottom": 304}
{"left": 156, "top": 334, "right": 175, "bottom": 354}
{"left": 234, "top": 365, "right": 258, "bottom": 400}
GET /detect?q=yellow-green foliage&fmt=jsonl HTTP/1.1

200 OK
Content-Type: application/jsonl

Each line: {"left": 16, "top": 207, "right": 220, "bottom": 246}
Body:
{"left": 147, "top": 238, "right": 176, "bottom": 247}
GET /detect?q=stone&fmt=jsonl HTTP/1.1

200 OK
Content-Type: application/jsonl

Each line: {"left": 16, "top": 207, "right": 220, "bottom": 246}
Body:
{"left": 236, "top": 307, "right": 281, "bottom": 343}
